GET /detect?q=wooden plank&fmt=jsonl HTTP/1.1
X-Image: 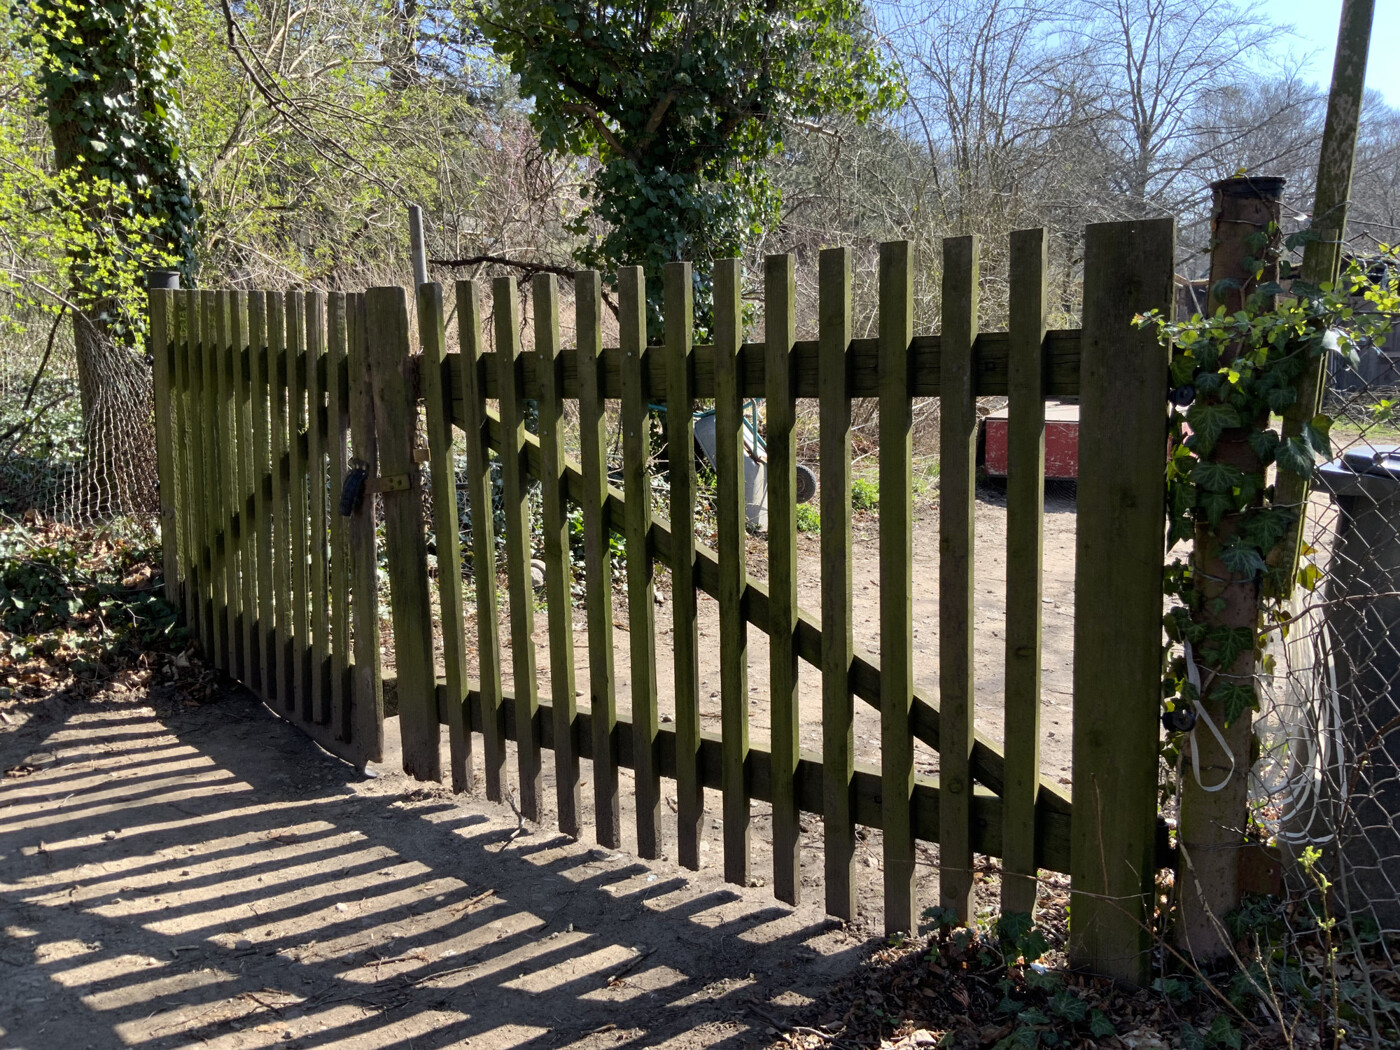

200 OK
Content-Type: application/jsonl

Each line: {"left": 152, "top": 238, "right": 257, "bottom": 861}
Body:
{"left": 170, "top": 291, "right": 198, "bottom": 630}
{"left": 419, "top": 282, "right": 471, "bottom": 791}
{"left": 494, "top": 276, "right": 543, "bottom": 817}
{"left": 1069, "top": 219, "right": 1174, "bottom": 986}
{"left": 233, "top": 292, "right": 258, "bottom": 688}
{"left": 664, "top": 261, "right": 702, "bottom": 870}
{"left": 765, "top": 253, "right": 801, "bottom": 905}
{"left": 347, "top": 293, "right": 384, "bottom": 763}
{"left": 535, "top": 273, "right": 581, "bottom": 836}
{"left": 939, "top": 235, "right": 980, "bottom": 924}
{"left": 149, "top": 288, "right": 179, "bottom": 605}
{"left": 575, "top": 271, "right": 619, "bottom": 846}
{"left": 366, "top": 286, "right": 439, "bottom": 781}
{"left": 204, "top": 290, "right": 228, "bottom": 671}
{"left": 1002, "top": 228, "right": 1048, "bottom": 916}
{"left": 879, "top": 240, "right": 917, "bottom": 935}
{"left": 287, "top": 291, "right": 312, "bottom": 718}
{"left": 220, "top": 291, "right": 244, "bottom": 680}
{"left": 269, "top": 292, "right": 293, "bottom": 709}
{"left": 249, "top": 292, "right": 276, "bottom": 703}
{"left": 714, "top": 257, "right": 751, "bottom": 887}
{"left": 619, "top": 266, "right": 661, "bottom": 860}
{"left": 456, "top": 280, "right": 506, "bottom": 800}
{"left": 326, "top": 293, "right": 352, "bottom": 740}
{"left": 190, "top": 289, "right": 210, "bottom": 648}
{"left": 444, "top": 330, "right": 1086, "bottom": 406}
{"left": 306, "top": 292, "right": 331, "bottom": 723}
{"left": 819, "top": 248, "right": 856, "bottom": 921}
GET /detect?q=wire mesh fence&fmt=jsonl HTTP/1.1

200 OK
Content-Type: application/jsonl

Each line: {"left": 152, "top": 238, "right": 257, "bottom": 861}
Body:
{"left": 1252, "top": 323, "right": 1400, "bottom": 1041}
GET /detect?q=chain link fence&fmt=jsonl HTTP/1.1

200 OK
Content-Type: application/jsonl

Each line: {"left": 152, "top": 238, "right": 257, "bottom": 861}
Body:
{"left": 1252, "top": 268, "right": 1400, "bottom": 1043}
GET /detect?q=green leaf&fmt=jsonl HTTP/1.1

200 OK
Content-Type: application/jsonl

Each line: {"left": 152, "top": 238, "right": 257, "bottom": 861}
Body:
{"left": 1275, "top": 435, "right": 1317, "bottom": 478}
{"left": 1219, "top": 544, "right": 1266, "bottom": 577}
{"left": 1185, "top": 402, "right": 1240, "bottom": 455}
{"left": 1190, "top": 459, "right": 1243, "bottom": 493}
{"left": 1247, "top": 428, "right": 1280, "bottom": 462}
{"left": 1206, "top": 1013, "right": 1242, "bottom": 1049}
{"left": 1088, "top": 1010, "right": 1114, "bottom": 1038}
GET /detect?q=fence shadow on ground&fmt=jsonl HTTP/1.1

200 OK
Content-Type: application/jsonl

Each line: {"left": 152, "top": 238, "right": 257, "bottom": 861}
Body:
{"left": 0, "top": 689, "right": 871, "bottom": 1049}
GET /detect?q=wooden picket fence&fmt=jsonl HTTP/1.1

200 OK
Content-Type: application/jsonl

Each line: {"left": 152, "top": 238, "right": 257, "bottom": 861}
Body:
{"left": 150, "top": 219, "right": 1176, "bottom": 984}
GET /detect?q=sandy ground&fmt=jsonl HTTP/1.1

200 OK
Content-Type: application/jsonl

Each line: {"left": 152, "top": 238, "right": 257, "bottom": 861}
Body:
{"left": 0, "top": 689, "right": 879, "bottom": 1050}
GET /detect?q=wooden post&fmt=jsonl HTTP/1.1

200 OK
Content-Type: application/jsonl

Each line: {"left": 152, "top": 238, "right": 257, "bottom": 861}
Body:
{"left": 880, "top": 239, "right": 916, "bottom": 934}
{"left": 204, "top": 291, "right": 229, "bottom": 670}
{"left": 576, "top": 271, "right": 620, "bottom": 846}
{"left": 326, "top": 293, "right": 352, "bottom": 740}
{"left": 171, "top": 291, "right": 198, "bottom": 632}
{"left": 665, "top": 261, "right": 703, "bottom": 870}
{"left": 457, "top": 280, "right": 507, "bottom": 800}
{"left": 1070, "top": 218, "right": 1174, "bottom": 985}
{"left": 269, "top": 292, "right": 292, "bottom": 707}
{"left": 419, "top": 282, "right": 471, "bottom": 791}
{"left": 714, "top": 257, "right": 751, "bottom": 886}
{"left": 1002, "top": 228, "right": 1048, "bottom": 916}
{"left": 233, "top": 292, "right": 258, "bottom": 689}
{"left": 819, "top": 247, "right": 857, "bottom": 920}
{"left": 765, "top": 253, "right": 800, "bottom": 905}
{"left": 495, "top": 276, "right": 543, "bottom": 819}
{"left": 287, "top": 291, "right": 312, "bottom": 716}
{"left": 347, "top": 293, "right": 384, "bottom": 763}
{"left": 306, "top": 292, "right": 331, "bottom": 722}
{"left": 620, "top": 266, "right": 662, "bottom": 859}
{"left": 366, "top": 286, "right": 440, "bottom": 782}
{"left": 536, "top": 273, "right": 582, "bottom": 836}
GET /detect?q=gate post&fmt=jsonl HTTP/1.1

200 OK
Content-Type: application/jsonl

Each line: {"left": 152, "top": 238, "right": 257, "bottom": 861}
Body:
{"left": 1069, "top": 219, "right": 1174, "bottom": 984}
{"left": 366, "top": 286, "right": 440, "bottom": 782}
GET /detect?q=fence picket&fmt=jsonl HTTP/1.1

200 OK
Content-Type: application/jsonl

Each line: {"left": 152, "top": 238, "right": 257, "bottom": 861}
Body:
{"left": 1003, "top": 229, "right": 1048, "bottom": 915}
{"left": 620, "top": 266, "right": 662, "bottom": 859}
{"left": 1069, "top": 219, "right": 1173, "bottom": 985}
{"left": 575, "top": 271, "right": 620, "bottom": 846}
{"left": 222, "top": 292, "right": 245, "bottom": 680}
{"left": 204, "top": 291, "right": 228, "bottom": 670}
{"left": 233, "top": 293, "right": 257, "bottom": 687}
{"left": 149, "top": 289, "right": 178, "bottom": 604}
{"left": 938, "top": 235, "right": 981, "bottom": 923}
{"left": 664, "top": 261, "right": 703, "bottom": 870}
{"left": 456, "top": 281, "right": 506, "bottom": 799}
{"left": 326, "top": 293, "right": 352, "bottom": 739}
{"left": 714, "top": 257, "right": 751, "bottom": 886}
{"left": 419, "top": 282, "right": 471, "bottom": 790}
{"left": 250, "top": 292, "right": 276, "bottom": 702}
{"left": 306, "top": 292, "right": 331, "bottom": 723}
{"left": 288, "top": 292, "right": 312, "bottom": 718}
{"left": 269, "top": 292, "right": 293, "bottom": 708}
{"left": 765, "top": 253, "right": 801, "bottom": 905}
{"left": 347, "top": 293, "right": 384, "bottom": 762}
{"left": 879, "top": 240, "right": 916, "bottom": 935}
{"left": 819, "top": 247, "right": 857, "bottom": 921}
{"left": 494, "top": 277, "right": 543, "bottom": 817}
{"left": 171, "top": 291, "right": 198, "bottom": 631}
{"left": 534, "top": 274, "right": 581, "bottom": 835}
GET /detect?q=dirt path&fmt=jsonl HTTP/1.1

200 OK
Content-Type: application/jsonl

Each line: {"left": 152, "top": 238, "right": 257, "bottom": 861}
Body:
{"left": 0, "top": 689, "right": 876, "bottom": 1050}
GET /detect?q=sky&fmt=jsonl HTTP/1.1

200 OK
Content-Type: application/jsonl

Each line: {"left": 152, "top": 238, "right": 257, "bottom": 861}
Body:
{"left": 1266, "top": 1, "right": 1400, "bottom": 107}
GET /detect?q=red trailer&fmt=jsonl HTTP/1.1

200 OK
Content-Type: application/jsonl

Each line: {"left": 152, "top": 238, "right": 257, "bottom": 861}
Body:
{"left": 982, "top": 400, "right": 1080, "bottom": 480}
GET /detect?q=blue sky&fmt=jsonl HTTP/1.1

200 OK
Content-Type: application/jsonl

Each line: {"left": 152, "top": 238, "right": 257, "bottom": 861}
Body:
{"left": 1266, "top": 1, "right": 1399, "bottom": 106}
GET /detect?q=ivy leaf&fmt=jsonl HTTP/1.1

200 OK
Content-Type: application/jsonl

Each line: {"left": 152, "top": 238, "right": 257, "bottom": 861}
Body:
{"left": 1088, "top": 1010, "right": 1115, "bottom": 1038}
{"left": 1238, "top": 508, "right": 1293, "bottom": 550}
{"left": 1274, "top": 435, "right": 1317, "bottom": 478}
{"left": 1198, "top": 491, "right": 1236, "bottom": 527}
{"left": 1207, "top": 1013, "right": 1242, "bottom": 1049}
{"left": 1247, "top": 428, "right": 1280, "bottom": 463}
{"left": 1304, "top": 414, "right": 1333, "bottom": 460}
{"left": 1185, "top": 403, "right": 1240, "bottom": 456}
{"left": 1190, "top": 459, "right": 1243, "bottom": 493}
{"left": 1212, "top": 682, "right": 1257, "bottom": 727}
{"left": 1219, "top": 544, "right": 1266, "bottom": 577}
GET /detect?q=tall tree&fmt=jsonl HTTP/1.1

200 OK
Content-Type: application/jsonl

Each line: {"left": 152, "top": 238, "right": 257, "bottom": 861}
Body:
{"left": 480, "top": 0, "right": 901, "bottom": 327}
{"left": 26, "top": 0, "right": 198, "bottom": 512}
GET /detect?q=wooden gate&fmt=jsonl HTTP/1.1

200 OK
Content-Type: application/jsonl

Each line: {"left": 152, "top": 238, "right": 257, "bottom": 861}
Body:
{"left": 149, "top": 289, "right": 383, "bottom": 768}
{"left": 151, "top": 220, "right": 1175, "bottom": 984}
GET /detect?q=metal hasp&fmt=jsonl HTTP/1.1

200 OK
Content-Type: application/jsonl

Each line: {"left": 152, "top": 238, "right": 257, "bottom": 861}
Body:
{"left": 1305, "top": 443, "right": 1400, "bottom": 926}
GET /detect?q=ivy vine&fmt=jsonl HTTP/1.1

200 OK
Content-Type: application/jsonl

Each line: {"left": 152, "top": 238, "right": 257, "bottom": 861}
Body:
{"left": 1135, "top": 231, "right": 1400, "bottom": 744}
